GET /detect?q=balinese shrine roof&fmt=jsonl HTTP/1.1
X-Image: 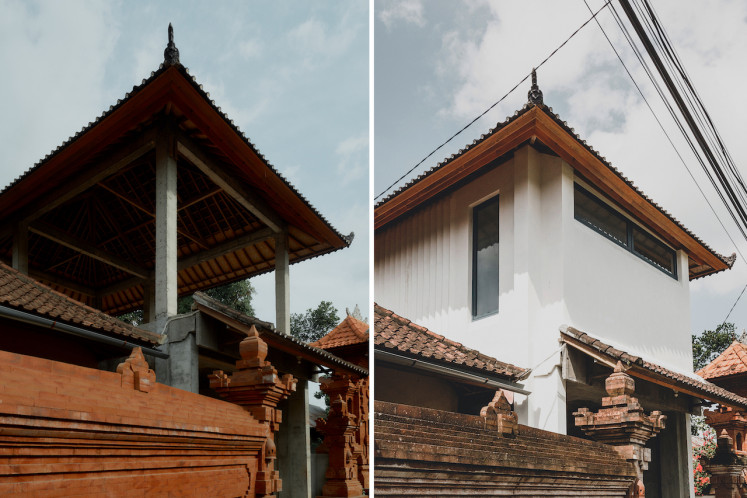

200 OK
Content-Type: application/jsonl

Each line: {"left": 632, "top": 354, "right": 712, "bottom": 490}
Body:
{"left": 310, "top": 314, "right": 369, "bottom": 350}
{"left": 0, "top": 26, "right": 351, "bottom": 315}
{"left": 374, "top": 76, "right": 734, "bottom": 280}
{"left": 561, "top": 325, "right": 747, "bottom": 410}
{"left": 0, "top": 262, "right": 159, "bottom": 346}
{"left": 374, "top": 303, "right": 527, "bottom": 381}
{"left": 697, "top": 340, "right": 747, "bottom": 381}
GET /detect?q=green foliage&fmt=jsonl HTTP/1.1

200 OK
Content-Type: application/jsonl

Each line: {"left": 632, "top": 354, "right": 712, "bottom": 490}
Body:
{"left": 290, "top": 301, "right": 340, "bottom": 343}
{"left": 117, "top": 279, "right": 256, "bottom": 326}
{"left": 178, "top": 279, "right": 256, "bottom": 316}
{"left": 692, "top": 322, "right": 736, "bottom": 371}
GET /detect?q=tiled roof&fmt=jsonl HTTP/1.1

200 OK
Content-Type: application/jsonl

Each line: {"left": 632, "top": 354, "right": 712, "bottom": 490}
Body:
{"left": 192, "top": 292, "right": 368, "bottom": 377}
{"left": 561, "top": 325, "right": 747, "bottom": 409}
{"left": 374, "top": 303, "right": 526, "bottom": 380}
{"left": 0, "top": 262, "right": 160, "bottom": 345}
{"left": 375, "top": 101, "right": 734, "bottom": 276}
{"left": 310, "top": 314, "right": 369, "bottom": 349}
{"left": 697, "top": 341, "right": 747, "bottom": 380}
{"left": 0, "top": 53, "right": 352, "bottom": 251}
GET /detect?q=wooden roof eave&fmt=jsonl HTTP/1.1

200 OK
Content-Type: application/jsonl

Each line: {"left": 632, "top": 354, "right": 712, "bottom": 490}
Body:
{"left": 374, "top": 106, "right": 729, "bottom": 279}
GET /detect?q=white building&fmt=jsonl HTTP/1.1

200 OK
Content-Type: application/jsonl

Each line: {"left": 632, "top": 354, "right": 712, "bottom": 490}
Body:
{"left": 374, "top": 78, "right": 739, "bottom": 497}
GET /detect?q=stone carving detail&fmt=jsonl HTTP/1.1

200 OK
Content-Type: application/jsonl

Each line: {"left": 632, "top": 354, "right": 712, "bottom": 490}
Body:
{"left": 164, "top": 23, "right": 180, "bottom": 65}
{"left": 706, "top": 405, "right": 747, "bottom": 455}
{"left": 480, "top": 390, "right": 518, "bottom": 437}
{"left": 316, "top": 373, "right": 366, "bottom": 498}
{"left": 573, "top": 361, "right": 666, "bottom": 493}
{"left": 209, "top": 325, "right": 297, "bottom": 498}
{"left": 527, "top": 68, "right": 543, "bottom": 105}
{"left": 704, "top": 430, "right": 747, "bottom": 498}
{"left": 117, "top": 347, "right": 156, "bottom": 393}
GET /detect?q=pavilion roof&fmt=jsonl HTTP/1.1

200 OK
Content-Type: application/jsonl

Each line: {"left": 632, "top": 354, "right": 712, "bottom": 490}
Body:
{"left": 0, "top": 27, "right": 351, "bottom": 315}
{"left": 696, "top": 340, "right": 747, "bottom": 381}
{"left": 310, "top": 314, "right": 369, "bottom": 349}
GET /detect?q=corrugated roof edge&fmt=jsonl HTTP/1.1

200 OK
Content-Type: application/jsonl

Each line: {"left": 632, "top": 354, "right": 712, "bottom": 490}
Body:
{"left": 192, "top": 291, "right": 368, "bottom": 377}
{"left": 1, "top": 60, "right": 352, "bottom": 251}
{"left": 375, "top": 102, "right": 734, "bottom": 274}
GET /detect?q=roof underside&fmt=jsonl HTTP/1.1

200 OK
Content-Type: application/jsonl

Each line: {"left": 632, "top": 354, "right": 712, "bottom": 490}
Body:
{"left": 374, "top": 104, "right": 733, "bottom": 280}
{"left": 0, "top": 64, "right": 349, "bottom": 315}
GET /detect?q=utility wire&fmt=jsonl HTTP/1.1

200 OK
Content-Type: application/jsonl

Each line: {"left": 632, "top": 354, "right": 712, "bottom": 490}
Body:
{"left": 374, "top": 0, "right": 612, "bottom": 202}
{"left": 581, "top": 0, "right": 745, "bottom": 265}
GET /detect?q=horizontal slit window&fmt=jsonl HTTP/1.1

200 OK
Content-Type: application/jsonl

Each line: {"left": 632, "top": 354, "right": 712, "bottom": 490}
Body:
{"left": 574, "top": 184, "right": 677, "bottom": 279}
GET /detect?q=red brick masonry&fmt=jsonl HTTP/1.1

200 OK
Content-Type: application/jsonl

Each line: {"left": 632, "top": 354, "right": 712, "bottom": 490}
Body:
{"left": 0, "top": 347, "right": 278, "bottom": 496}
{"left": 374, "top": 400, "right": 638, "bottom": 496}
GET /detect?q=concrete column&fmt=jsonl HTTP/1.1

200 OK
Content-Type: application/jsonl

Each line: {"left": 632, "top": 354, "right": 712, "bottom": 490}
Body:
{"left": 12, "top": 223, "right": 28, "bottom": 274}
{"left": 142, "top": 278, "right": 156, "bottom": 324}
{"left": 166, "top": 331, "right": 199, "bottom": 393}
{"left": 155, "top": 131, "right": 178, "bottom": 325}
{"left": 275, "top": 231, "right": 290, "bottom": 334}
{"left": 659, "top": 411, "right": 694, "bottom": 498}
{"left": 277, "top": 379, "right": 311, "bottom": 498}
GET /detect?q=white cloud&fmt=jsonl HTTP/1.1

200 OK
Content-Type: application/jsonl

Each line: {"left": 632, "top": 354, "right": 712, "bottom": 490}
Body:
{"left": 238, "top": 38, "right": 262, "bottom": 59}
{"left": 378, "top": 0, "right": 425, "bottom": 29}
{"left": 336, "top": 134, "right": 369, "bottom": 186}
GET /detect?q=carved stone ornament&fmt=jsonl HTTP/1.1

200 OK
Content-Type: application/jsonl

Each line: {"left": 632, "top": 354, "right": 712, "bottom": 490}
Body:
{"left": 527, "top": 68, "right": 543, "bottom": 105}
{"left": 164, "top": 23, "right": 180, "bottom": 65}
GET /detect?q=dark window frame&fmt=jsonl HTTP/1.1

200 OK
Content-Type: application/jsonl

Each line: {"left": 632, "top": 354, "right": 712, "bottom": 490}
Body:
{"left": 472, "top": 195, "right": 500, "bottom": 319}
{"left": 574, "top": 183, "right": 678, "bottom": 279}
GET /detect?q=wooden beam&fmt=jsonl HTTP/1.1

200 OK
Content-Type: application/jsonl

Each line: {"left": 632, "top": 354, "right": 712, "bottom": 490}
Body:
{"left": 177, "top": 227, "right": 274, "bottom": 271}
{"left": 28, "top": 269, "right": 96, "bottom": 297}
{"left": 29, "top": 223, "right": 151, "bottom": 280}
{"left": 99, "top": 275, "right": 145, "bottom": 297}
{"left": 20, "top": 128, "right": 157, "bottom": 225}
{"left": 176, "top": 136, "right": 284, "bottom": 233}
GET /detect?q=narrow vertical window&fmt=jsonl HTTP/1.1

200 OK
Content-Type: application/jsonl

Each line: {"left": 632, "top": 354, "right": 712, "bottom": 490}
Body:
{"left": 473, "top": 196, "right": 499, "bottom": 318}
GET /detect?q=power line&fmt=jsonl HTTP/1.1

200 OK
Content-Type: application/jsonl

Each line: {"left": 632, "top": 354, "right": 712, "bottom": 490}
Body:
{"left": 374, "top": 0, "right": 612, "bottom": 202}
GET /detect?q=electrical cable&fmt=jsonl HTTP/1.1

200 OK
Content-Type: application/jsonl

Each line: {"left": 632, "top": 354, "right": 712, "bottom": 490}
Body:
{"left": 374, "top": 0, "right": 612, "bottom": 202}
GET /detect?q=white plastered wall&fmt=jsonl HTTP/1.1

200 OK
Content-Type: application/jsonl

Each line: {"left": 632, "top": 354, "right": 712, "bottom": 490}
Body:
{"left": 374, "top": 144, "right": 692, "bottom": 433}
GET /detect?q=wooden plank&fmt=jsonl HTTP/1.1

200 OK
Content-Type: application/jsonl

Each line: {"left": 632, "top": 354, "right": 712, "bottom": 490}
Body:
{"left": 28, "top": 269, "right": 97, "bottom": 297}
{"left": 100, "top": 276, "right": 144, "bottom": 297}
{"left": 176, "top": 135, "right": 284, "bottom": 233}
{"left": 29, "top": 223, "right": 150, "bottom": 280}
{"left": 177, "top": 227, "right": 274, "bottom": 271}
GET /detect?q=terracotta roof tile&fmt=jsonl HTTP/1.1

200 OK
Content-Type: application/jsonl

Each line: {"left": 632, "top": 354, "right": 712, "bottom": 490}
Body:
{"left": 375, "top": 102, "right": 733, "bottom": 278}
{"left": 310, "top": 314, "right": 368, "bottom": 349}
{"left": 0, "top": 263, "right": 160, "bottom": 345}
{"left": 562, "top": 326, "right": 747, "bottom": 409}
{"left": 696, "top": 341, "right": 747, "bottom": 380}
{"left": 374, "top": 303, "right": 526, "bottom": 380}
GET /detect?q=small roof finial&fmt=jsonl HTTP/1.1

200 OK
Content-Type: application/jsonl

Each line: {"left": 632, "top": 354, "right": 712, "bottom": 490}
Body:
{"left": 164, "top": 23, "right": 180, "bottom": 65}
{"left": 527, "top": 68, "right": 543, "bottom": 105}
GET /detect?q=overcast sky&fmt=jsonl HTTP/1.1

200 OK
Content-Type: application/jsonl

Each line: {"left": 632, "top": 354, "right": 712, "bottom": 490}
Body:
{"left": 0, "top": 1, "right": 369, "bottom": 326}
{"left": 374, "top": 0, "right": 747, "bottom": 336}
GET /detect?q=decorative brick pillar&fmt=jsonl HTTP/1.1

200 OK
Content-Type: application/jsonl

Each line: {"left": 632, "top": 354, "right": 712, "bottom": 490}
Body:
{"left": 573, "top": 361, "right": 666, "bottom": 496}
{"left": 480, "top": 390, "right": 518, "bottom": 437}
{"left": 356, "top": 376, "right": 369, "bottom": 493}
{"left": 704, "top": 430, "right": 747, "bottom": 498}
{"left": 706, "top": 406, "right": 747, "bottom": 455}
{"left": 316, "top": 373, "right": 366, "bottom": 498}
{"left": 209, "top": 325, "right": 297, "bottom": 498}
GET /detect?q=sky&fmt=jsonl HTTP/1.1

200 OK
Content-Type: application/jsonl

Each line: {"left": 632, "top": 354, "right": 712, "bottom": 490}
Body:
{"left": 0, "top": 0, "right": 369, "bottom": 326}
{"left": 374, "top": 0, "right": 747, "bottom": 337}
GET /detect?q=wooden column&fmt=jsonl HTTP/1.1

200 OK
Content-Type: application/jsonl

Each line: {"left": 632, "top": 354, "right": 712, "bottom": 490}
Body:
{"left": 275, "top": 231, "right": 290, "bottom": 334}
{"left": 155, "top": 131, "right": 177, "bottom": 324}
{"left": 12, "top": 223, "right": 28, "bottom": 274}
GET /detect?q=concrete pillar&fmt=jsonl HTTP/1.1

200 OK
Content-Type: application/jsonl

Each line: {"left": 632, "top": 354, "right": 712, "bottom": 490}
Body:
{"left": 659, "top": 411, "right": 694, "bottom": 498}
{"left": 277, "top": 379, "right": 311, "bottom": 498}
{"left": 165, "top": 331, "right": 199, "bottom": 393}
{"left": 142, "top": 278, "right": 156, "bottom": 324}
{"left": 155, "top": 131, "right": 178, "bottom": 325}
{"left": 12, "top": 223, "right": 28, "bottom": 274}
{"left": 275, "top": 231, "right": 290, "bottom": 334}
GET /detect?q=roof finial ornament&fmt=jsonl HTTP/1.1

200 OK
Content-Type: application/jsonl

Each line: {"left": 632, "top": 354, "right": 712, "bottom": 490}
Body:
{"left": 527, "top": 68, "right": 543, "bottom": 105}
{"left": 164, "top": 23, "right": 180, "bottom": 65}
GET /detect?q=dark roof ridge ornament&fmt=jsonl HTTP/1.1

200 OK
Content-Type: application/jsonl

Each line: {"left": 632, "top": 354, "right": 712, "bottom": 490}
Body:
{"left": 527, "top": 68, "right": 543, "bottom": 105}
{"left": 164, "top": 23, "right": 180, "bottom": 65}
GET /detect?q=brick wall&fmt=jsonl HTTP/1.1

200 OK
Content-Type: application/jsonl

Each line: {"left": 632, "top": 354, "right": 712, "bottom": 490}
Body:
{"left": 374, "top": 401, "right": 638, "bottom": 496}
{"left": 0, "top": 348, "right": 273, "bottom": 496}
